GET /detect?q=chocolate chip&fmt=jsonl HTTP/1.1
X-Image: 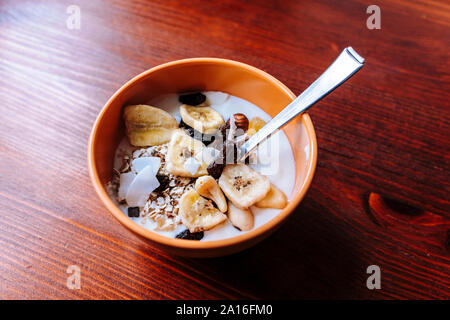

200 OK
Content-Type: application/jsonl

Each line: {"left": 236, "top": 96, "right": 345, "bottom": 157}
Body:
{"left": 175, "top": 229, "right": 204, "bottom": 240}
{"left": 127, "top": 207, "right": 140, "bottom": 217}
{"left": 178, "top": 92, "right": 206, "bottom": 106}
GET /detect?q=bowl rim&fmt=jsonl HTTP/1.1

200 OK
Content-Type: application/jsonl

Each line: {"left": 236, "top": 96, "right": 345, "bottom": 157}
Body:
{"left": 88, "top": 57, "right": 317, "bottom": 250}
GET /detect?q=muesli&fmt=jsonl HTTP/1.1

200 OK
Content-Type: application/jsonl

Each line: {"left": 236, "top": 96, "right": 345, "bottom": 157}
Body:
{"left": 107, "top": 91, "right": 295, "bottom": 241}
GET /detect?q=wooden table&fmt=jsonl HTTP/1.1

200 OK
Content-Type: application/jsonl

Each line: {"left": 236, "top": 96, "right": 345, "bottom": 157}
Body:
{"left": 0, "top": 0, "right": 449, "bottom": 300}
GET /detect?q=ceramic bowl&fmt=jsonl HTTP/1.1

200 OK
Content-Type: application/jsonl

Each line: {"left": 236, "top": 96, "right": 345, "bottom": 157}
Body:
{"left": 88, "top": 58, "right": 317, "bottom": 257}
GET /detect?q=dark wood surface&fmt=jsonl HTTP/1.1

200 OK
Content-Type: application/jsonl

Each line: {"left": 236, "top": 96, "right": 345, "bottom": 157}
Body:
{"left": 0, "top": 0, "right": 449, "bottom": 299}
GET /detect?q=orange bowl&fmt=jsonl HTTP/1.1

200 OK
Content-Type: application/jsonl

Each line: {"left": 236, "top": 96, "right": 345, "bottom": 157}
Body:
{"left": 88, "top": 58, "right": 317, "bottom": 257}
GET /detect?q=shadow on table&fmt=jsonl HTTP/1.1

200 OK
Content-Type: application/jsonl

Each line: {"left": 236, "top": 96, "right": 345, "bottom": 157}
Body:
{"left": 179, "top": 197, "right": 365, "bottom": 299}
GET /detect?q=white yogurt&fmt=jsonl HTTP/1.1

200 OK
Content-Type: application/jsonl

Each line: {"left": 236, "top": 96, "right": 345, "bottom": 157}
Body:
{"left": 110, "top": 92, "right": 296, "bottom": 241}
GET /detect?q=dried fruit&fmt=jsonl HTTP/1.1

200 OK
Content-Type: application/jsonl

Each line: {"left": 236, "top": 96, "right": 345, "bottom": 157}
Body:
{"left": 179, "top": 189, "right": 227, "bottom": 232}
{"left": 178, "top": 92, "right": 206, "bottom": 106}
{"left": 247, "top": 117, "right": 266, "bottom": 136}
{"left": 154, "top": 174, "right": 170, "bottom": 192}
{"left": 227, "top": 202, "right": 254, "bottom": 231}
{"left": 180, "top": 119, "right": 215, "bottom": 145}
{"left": 175, "top": 229, "right": 204, "bottom": 240}
{"left": 218, "top": 164, "right": 270, "bottom": 209}
{"left": 207, "top": 160, "right": 226, "bottom": 179}
{"left": 123, "top": 104, "right": 178, "bottom": 146}
{"left": 179, "top": 119, "right": 196, "bottom": 137}
{"left": 255, "top": 183, "right": 287, "bottom": 209}
{"left": 195, "top": 176, "right": 227, "bottom": 213}
{"left": 180, "top": 104, "right": 224, "bottom": 134}
{"left": 127, "top": 207, "right": 140, "bottom": 217}
{"left": 166, "top": 130, "right": 208, "bottom": 177}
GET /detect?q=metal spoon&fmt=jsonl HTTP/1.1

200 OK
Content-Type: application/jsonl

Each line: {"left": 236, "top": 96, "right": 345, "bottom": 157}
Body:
{"left": 239, "top": 47, "right": 365, "bottom": 161}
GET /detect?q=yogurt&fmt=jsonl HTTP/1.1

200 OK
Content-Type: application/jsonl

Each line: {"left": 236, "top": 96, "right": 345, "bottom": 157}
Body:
{"left": 109, "top": 92, "right": 296, "bottom": 241}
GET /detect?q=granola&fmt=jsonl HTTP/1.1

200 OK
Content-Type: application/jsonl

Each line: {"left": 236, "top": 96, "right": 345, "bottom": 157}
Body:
{"left": 111, "top": 143, "right": 194, "bottom": 231}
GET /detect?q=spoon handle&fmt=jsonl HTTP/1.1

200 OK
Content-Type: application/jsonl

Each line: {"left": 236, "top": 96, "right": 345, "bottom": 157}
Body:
{"left": 240, "top": 47, "right": 365, "bottom": 159}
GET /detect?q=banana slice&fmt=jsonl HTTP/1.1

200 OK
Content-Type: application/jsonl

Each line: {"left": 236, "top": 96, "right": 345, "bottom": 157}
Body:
{"left": 166, "top": 130, "right": 208, "bottom": 177}
{"left": 218, "top": 164, "right": 270, "bottom": 209}
{"left": 179, "top": 189, "right": 227, "bottom": 233}
{"left": 124, "top": 104, "right": 178, "bottom": 146}
{"left": 180, "top": 104, "right": 224, "bottom": 134}
{"left": 255, "top": 184, "right": 287, "bottom": 209}
{"left": 228, "top": 202, "right": 254, "bottom": 231}
{"left": 195, "top": 175, "right": 227, "bottom": 212}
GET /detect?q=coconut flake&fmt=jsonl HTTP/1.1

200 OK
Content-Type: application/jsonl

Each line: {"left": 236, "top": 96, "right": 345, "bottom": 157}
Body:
{"left": 118, "top": 172, "right": 136, "bottom": 200}
{"left": 131, "top": 156, "right": 161, "bottom": 174}
{"left": 195, "top": 147, "right": 221, "bottom": 165}
{"left": 126, "top": 166, "right": 160, "bottom": 207}
{"left": 205, "top": 91, "right": 229, "bottom": 105}
{"left": 184, "top": 157, "right": 201, "bottom": 175}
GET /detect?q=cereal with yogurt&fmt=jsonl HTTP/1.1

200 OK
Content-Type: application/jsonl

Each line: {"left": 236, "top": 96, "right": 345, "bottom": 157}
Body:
{"left": 107, "top": 91, "right": 295, "bottom": 241}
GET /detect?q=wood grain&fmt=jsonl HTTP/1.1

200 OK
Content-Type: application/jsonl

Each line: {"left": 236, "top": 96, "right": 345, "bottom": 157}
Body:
{"left": 0, "top": 0, "right": 449, "bottom": 299}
